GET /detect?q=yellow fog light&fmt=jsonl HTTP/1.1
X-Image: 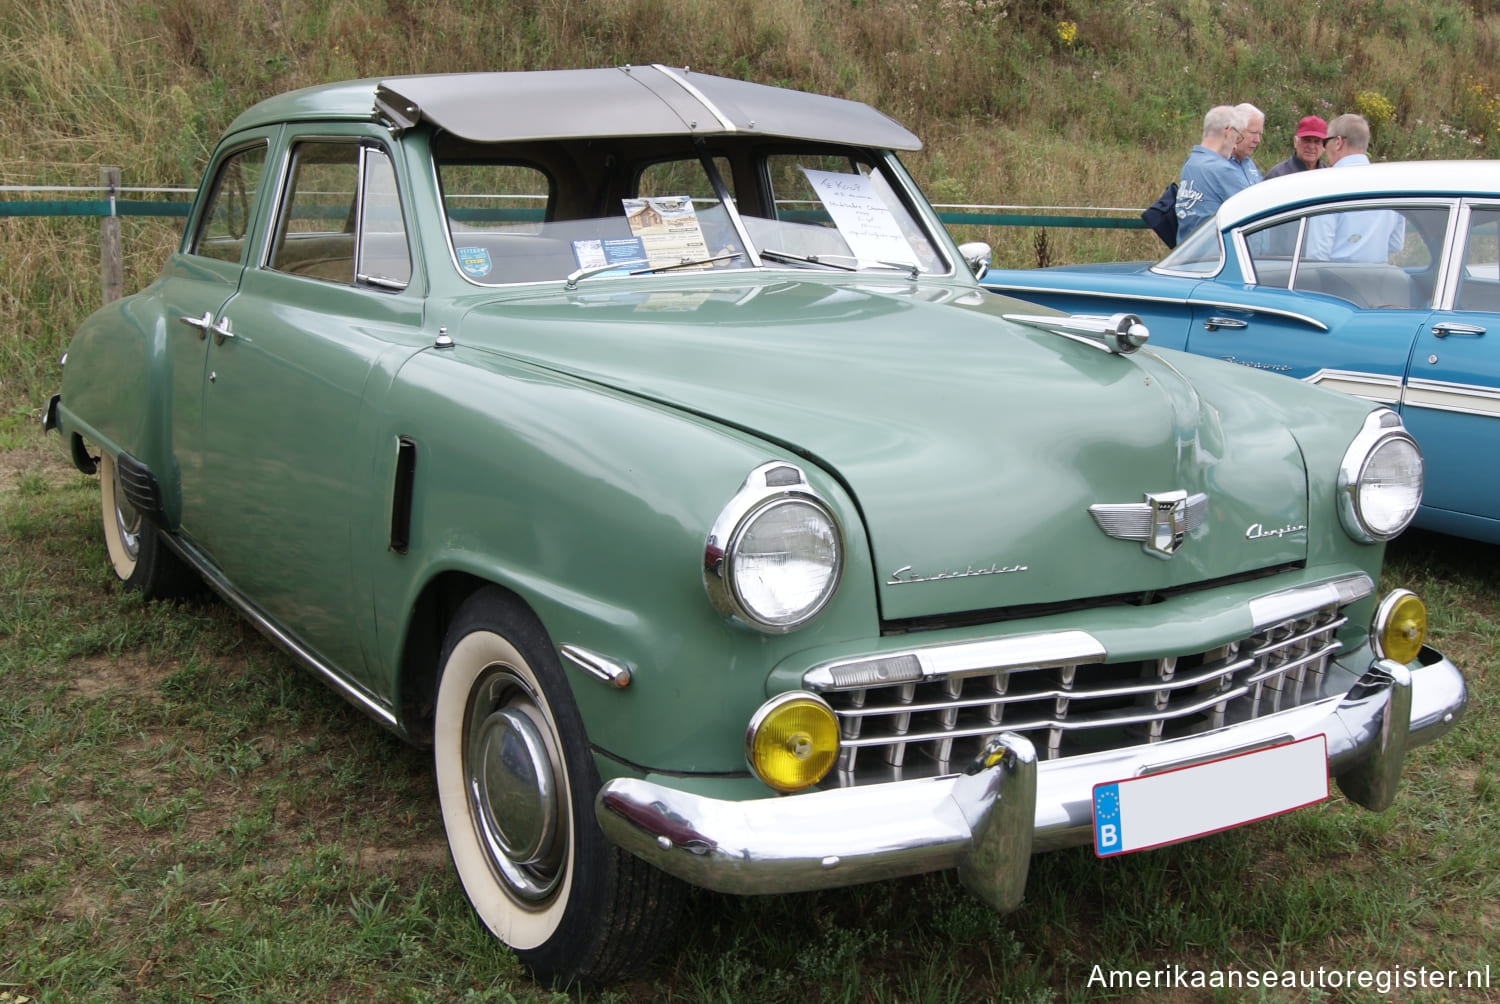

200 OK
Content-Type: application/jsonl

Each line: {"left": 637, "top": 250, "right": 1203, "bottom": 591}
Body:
{"left": 745, "top": 692, "right": 839, "bottom": 792}
{"left": 1372, "top": 589, "right": 1426, "bottom": 664}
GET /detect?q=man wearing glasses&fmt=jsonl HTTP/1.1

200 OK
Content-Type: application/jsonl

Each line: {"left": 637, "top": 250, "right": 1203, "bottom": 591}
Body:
{"left": 1174, "top": 105, "right": 1252, "bottom": 242}
{"left": 1265, "top": 115, "right": 1327, "bottom": 179}
{"left": 1305, "top": 114, "right": 1406, "bottom": 263}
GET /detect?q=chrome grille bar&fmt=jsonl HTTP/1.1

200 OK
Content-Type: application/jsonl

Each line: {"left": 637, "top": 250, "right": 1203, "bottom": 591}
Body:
{"left": 806, "top": 580, "right": 1364, "bottom": 787}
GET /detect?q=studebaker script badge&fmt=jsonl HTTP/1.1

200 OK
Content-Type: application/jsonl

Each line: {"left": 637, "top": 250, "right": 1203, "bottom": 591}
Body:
{"left": 1088, "top": 490, "right": 1208, "bottom": 560}
{"left": 887, "top": 562, "right": 1028, "bottom": 586}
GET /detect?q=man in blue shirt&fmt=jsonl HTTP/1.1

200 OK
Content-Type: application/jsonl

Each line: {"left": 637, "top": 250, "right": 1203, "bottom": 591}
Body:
{"left": 1305, "top": 114, "right": 1405, "bottom": 262}
{"left": 1175, "top": 106, "right": 1251, "bottom": 242}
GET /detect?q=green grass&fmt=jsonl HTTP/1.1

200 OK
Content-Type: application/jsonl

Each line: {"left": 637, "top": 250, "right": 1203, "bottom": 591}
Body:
{"left": 0, "top": 431, "right": 1495, "bottom": 1002}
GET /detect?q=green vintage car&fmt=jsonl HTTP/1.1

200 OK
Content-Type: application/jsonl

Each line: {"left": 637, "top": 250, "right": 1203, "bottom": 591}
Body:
{"left": 46, "top": 67, "right": 1466, "bottom": 984}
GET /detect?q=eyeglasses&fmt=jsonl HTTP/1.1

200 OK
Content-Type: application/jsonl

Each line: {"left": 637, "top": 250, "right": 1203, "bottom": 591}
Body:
{"left": 1322, "top": 135, "right": 1344, "bottom": 147}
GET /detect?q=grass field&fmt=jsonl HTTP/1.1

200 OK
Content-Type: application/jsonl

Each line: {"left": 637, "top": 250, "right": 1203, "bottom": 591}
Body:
{"left": 0, "top": 431, "right": 1494, "bottom": 1003}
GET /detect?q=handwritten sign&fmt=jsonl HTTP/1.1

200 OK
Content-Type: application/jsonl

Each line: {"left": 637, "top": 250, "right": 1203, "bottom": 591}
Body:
{"left": 801, "top": 168, "right": 917, "bottom": 266}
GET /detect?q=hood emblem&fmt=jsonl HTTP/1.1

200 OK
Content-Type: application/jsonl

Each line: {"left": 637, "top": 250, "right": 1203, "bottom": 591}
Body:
{"left": 1089, "top": 490, "right": 1208, "bottom": 560}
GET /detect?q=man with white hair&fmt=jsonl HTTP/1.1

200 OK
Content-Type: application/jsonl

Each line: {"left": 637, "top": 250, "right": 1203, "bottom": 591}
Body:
{"left": 1175, "top": 105, "right": 1251, "bottom": 242}
{"left": 1231, "top": 102, "right": 1265, "bottom": 183}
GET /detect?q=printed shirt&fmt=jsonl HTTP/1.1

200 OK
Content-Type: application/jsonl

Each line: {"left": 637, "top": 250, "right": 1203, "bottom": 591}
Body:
{"left": 1175, "top": 146, "right": 1251, "bottom": 242}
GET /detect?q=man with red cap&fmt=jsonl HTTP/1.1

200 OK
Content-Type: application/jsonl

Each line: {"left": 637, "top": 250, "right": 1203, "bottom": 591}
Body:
{"left": 1265, "top": 115, "right": 1328, "bottom": 179}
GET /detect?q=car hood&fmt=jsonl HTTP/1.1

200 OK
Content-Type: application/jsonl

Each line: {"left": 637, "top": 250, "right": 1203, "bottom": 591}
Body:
{"left": 457, "top": 278, "right": 1309, "bottom": 621}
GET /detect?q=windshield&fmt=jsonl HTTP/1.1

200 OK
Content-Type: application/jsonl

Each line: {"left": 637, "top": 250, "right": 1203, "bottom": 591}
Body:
{"left": 1152, "top": 217, "right": 1224, "bottom": 277}
{"left": 435, "top": 137, "right": 949, "bottom": 285}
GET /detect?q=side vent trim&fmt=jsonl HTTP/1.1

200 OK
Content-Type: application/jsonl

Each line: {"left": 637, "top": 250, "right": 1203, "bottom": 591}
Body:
{"left": 389, "top": 436, "right": 417, "bottom": 554}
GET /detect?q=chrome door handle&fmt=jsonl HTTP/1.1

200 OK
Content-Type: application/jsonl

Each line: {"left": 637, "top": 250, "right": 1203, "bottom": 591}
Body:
{"left": 1204, "top": 316, "right": 1249, "bottom": 330}
{"left": 210, "top": 316, "right": 235, "bottom": 345}
{"left": 1432, "top": 322, "right": 1485, "bottom": 338}
{"left": 178, "top": 311, "right": 212, "bottom": 339}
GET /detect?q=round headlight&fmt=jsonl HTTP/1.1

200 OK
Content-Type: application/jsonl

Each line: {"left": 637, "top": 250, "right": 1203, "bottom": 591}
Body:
{"left": 1338, "top": 411, "right": 1423, "bottom": 543}
{"left": 1371, "top": 589, "right": 1427, "bottom": 664}
{"left": 745, "top": 692, "right": 839, "bottom": 792}
{"left": 705, "top": 463, "right": 844, "bottom": 633}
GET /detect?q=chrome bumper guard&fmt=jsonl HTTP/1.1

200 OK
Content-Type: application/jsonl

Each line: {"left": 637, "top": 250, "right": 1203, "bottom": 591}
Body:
{"left": 595, "top": 649, "right": 1465, "bottom": 910}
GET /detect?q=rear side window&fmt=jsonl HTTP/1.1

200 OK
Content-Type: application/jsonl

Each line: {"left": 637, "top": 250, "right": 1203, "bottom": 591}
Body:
{"left": 189, "top": 144, "right": 267, "bottom": 264}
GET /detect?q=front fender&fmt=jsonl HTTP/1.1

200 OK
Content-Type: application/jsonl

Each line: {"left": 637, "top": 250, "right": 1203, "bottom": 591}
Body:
{"left": 364, "top": 344, "right": 879, "bottom": 774}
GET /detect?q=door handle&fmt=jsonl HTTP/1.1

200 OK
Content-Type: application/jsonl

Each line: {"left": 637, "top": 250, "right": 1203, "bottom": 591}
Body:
{"left": 1432, "top": 322, "right": 1485, "bottom": 338}
{"left": 178, "top": 311, "right": 212, "bottom": 339}
{"left": 210, "top": 316, "right": 235, "bottom": 345}
{"left": 1204, "top": 316, "right": 1249, "bottom": 331}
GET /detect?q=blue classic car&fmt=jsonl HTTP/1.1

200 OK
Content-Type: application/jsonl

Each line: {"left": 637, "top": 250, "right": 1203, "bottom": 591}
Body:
{"left": 45, "top": 70, "right": 1466, "bottom": 985}
{"left": 982, "top": 162, "right": 1500, "bottom": 544}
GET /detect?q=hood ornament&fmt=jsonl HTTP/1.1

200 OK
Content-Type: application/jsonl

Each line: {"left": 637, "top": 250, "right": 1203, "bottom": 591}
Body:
{"left": 1089, "top": 490, "right": 1208, "bottom": 559}
{"left": 1002, "top": 312, "right": 1150, "bottom": 354}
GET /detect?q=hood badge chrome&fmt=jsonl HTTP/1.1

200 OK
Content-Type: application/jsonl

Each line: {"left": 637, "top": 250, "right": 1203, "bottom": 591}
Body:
{"left": 887, "top": 562, "right": 1028, "bottom": 586}
{"left": 1089, "top": 490, "right": 1208, "bottom": 560}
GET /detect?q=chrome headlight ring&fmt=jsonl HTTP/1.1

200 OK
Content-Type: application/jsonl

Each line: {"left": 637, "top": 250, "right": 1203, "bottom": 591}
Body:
{"left": 1337, "top": 409, "right": 1424, "bottom": 544}
{"left": 703, "top": 462, "right": 845, "bottom": 633}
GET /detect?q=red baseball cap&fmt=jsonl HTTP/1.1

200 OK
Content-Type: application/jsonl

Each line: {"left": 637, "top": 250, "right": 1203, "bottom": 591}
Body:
{"left": 1295, "top": 115, "right": 1327, "bottom": 139}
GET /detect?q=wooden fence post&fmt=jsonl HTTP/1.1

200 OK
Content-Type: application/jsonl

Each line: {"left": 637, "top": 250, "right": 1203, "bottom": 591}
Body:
{"left": 99, "top": 166, "right": 122, "bottom": 305}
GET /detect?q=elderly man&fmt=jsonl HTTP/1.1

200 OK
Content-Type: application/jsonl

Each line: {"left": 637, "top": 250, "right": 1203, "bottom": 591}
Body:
{"left": 1231, "top": 103, "right": 1265, "bottom": 183}
{"left": 1175, "top": 105, "right": 1251, "bottom": 242}
{"left": 1305, "top": 114, "right": 1405, "bottom": 262}
{"left": 1265, "top": 115, "right": 1327, "bottom": 179}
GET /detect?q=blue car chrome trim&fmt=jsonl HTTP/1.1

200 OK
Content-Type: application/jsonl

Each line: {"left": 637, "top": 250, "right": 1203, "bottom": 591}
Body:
{"left": 1403, "top": 377, "right": 1500, "bottom": 418}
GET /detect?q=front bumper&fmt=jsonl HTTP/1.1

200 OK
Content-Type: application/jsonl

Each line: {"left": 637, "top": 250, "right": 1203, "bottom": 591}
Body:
{"left": 595, "top": 648, "right": 1465, "bottom": 911}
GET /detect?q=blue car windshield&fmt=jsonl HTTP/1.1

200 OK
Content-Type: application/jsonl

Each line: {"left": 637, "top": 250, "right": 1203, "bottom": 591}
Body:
{"left": 1153, "top": 219, "right": 1224, "bottom": 277}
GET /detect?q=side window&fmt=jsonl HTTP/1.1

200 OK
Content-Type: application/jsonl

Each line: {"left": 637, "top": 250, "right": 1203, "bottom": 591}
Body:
{"left": 357, "top": 147, "right": 411, "bottom": 288}
{"left": 1456, "top": 209, "right": 1500, "bottom": 312}
{"left": 1292, "top": 206, "right": 1448, "bottom": 309}
{"left": 189, "top": 144, "right": 266, "bottom": 264}
{"left": 268, "top": 141, "right": 409, "bottom": 289}
{"left": 1244, "top": 218, "right": 1302, "bottom": 288}
{"left": 268, "top": 142, "right": 359, "bottom": 283}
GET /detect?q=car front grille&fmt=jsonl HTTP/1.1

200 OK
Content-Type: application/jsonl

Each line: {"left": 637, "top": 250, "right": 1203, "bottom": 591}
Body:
{"left": 807, "top": 600, "right": 1348, "bottom": 787}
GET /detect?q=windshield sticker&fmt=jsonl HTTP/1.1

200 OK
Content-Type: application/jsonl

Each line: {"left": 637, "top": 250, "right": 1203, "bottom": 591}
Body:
{"left": 800, "top": 168, "right": 918, "bottom": 267}
{"left": 456, "top": 246, "right": 492, "bottom": 278}
{"left": 623, "top": 196, "right": 712, "bottom": 271}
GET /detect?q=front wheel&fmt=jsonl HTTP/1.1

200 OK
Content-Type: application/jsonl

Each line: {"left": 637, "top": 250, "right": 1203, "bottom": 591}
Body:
{"left": 433, "top": 588, "right": 681, "bottom": 985}
{"left": 98, "top": 452, "right": 196, "bottom": 598}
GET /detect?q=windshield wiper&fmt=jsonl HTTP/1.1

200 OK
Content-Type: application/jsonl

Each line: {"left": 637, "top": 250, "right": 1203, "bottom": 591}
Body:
{"left": 630, "top": 252, "right": 743, "bottom": 274}
{"left": 564, "top": 258, "right": 650, "bottom": 290}
{"left": 758, "top": 248, "right": 857, "bottom": 271}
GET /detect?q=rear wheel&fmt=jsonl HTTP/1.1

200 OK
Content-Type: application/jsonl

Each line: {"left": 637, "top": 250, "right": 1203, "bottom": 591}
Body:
{"left": 433, "top": 587, "right": 681, "bottom": 985}
{"left": 98, "top": 453, "right": 196, "bottom": 598}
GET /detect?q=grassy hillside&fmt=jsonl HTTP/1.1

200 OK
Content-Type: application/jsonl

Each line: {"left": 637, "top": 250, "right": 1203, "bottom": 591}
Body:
{"left": 3, "top": 0, "right": 1499, "bottom": 423}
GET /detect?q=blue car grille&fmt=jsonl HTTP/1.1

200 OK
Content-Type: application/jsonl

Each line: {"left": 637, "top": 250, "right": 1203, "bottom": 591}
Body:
{"left": 811, "top": 602, "right": 1346, "bottom": 786}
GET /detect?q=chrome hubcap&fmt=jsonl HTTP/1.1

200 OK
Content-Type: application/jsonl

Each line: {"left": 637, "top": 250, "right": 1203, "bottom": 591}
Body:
{"left": 466, "top": 668, "right": 564, "bottom": 902}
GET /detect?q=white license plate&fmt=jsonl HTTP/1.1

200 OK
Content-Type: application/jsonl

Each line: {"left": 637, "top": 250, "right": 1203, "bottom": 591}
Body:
{"left": 1092, "top": 735, "right": 1329, "bottom": 857}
